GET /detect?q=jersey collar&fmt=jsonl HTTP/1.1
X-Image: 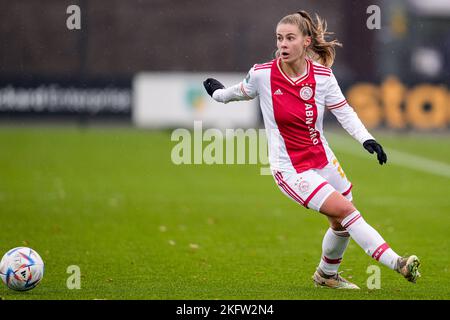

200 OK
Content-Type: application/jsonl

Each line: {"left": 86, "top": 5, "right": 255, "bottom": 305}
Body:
{"left": 277, "top": 58, "right": 310, "bottom": 86}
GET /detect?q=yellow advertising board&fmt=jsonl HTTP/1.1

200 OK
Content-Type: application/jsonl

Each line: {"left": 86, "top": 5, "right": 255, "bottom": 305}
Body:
{"left": 347, "top": 76, "right": 449, "bottom": 130}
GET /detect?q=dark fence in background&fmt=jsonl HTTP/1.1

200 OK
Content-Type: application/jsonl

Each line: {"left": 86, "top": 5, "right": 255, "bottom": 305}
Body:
{"left": 0, "top": 0, "right": 378, "bottom": 79}
{"left": 0, "top": 0, "right": 448, "bottom": 127}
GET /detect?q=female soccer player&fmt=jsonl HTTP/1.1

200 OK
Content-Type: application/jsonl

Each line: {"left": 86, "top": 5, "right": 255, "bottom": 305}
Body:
{"left": 203, "top": 11, "right": 420, "bottom": 289}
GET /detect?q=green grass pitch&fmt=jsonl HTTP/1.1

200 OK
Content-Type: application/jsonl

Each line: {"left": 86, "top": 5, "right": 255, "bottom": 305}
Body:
{"left": 0, "top": 126, "right": 448, "bottom": 300}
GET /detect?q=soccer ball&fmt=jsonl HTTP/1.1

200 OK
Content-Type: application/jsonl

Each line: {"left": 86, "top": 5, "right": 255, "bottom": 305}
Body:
{"left": 0, "top": 247, "right": 44, "bottom": 291}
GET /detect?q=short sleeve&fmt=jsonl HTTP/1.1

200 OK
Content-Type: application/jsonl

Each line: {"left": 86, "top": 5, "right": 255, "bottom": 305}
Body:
{"left": 240, "top": 66, "right": 259, "bottom": 99}
{"left": 325, "top": 72, "right": 348, "bottom": 110}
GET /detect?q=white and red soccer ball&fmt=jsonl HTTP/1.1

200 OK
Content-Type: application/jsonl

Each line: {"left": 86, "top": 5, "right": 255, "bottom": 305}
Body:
{"left": 0, "top": 247, "right": 44, "bottom": 291}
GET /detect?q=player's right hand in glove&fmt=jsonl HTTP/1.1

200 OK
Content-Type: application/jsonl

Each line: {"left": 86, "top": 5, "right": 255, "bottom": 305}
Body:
{"left": 203, "top": 78, "right": 224, "bottom": 97}
{"left": 363, "top": 139, "right": 387, "bottom": 165}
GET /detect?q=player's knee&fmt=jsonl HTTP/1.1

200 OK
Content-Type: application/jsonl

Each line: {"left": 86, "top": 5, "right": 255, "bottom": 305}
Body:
{"left": 329, "top": 218, "right": 345, "bottom": 231}
{"left": 336, "top": 201, "right": 356, "bottom": 220}
{"left": 320, "top": 191, "right": 356, "bottom": 221}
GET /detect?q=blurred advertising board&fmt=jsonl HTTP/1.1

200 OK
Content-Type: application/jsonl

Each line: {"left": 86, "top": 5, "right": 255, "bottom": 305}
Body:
{"left": 0, "top": 78, "right": 131, "bottom": 119}
{"left": 133, "top": 73, "right": 259, "bottom": 129}
{"left": 346, "top": 76, "right": 449, "bottom": 130}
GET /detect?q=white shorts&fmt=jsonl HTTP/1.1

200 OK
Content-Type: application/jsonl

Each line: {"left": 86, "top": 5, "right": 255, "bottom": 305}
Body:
{"left": 273, "top": 158, "right": 353, "bottom": 212}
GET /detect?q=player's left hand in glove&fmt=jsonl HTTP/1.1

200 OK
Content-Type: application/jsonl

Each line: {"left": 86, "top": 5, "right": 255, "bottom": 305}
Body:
{"left": 363, "top": 139, "right": 387, "bottom": 165}
{"left": 203, "top": 78, "right": 224, "bottom": 97}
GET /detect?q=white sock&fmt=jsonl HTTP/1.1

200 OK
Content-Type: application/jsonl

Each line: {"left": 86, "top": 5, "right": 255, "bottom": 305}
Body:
{"left": 341, "top": 210, "right": 400, "bottom": 270}
{"left": 318, "top": 228, "right": 350, "bottom": 275}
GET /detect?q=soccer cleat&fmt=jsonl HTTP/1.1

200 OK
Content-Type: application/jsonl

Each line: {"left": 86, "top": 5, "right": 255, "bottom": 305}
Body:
{"left": 312, "top": 269, "right": 360, "bottom": 289}
{"left": 396, "top": 255, "right": 421, "bottom": 283}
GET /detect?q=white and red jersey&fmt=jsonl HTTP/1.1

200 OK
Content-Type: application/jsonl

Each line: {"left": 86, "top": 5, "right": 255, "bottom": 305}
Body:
{"left": 213, "top": 58, "right": 374, "bottom": 174}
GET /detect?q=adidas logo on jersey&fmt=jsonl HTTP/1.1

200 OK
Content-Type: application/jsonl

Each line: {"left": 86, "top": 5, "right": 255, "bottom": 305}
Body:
{"left": 274, "top": 89, "right": 283, "bottom": 95}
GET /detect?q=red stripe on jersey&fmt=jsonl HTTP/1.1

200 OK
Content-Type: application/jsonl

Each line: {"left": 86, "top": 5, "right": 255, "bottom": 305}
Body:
{"left": 342, "top": 184, "right": 353, "bottom": 196}
{"left": 313, "top": 65, "right": 331, "bottom": 72}
{"left": 372, "top": 243, "right": 390, "bottom": 261}
{"left": 314, "top": 72, "right": 331, "bottom": 77}
{"left": 314, "top": 68, "right": 331, "bottom": 72}
{"left": 314, "top": 67, "right": 331, "bottom": 73}
{"left": 327, "top": 99, "right": 347, "bottom": 110}
{"left": 328, "top": 103, "right": 347, "bottom": 110}
{"left": 314, "top": 68, "right": 331, "bottom": 73}
{"left": 313, "top": 65, "right": 331, "bottom": 76}
{"left": 254, "top": 61, "right": 275, "bottom": 69}
{"left": 254, "top": 66, "right": 272, "bottom": 71}
{"left": 271, "top": 59, "right": 329, "bottom": 173}
{"left": 327, "top": 99, "right": 347, "bottom": 108}
{"left": 255, "top": 63, "right": 272, "bottom": 68}
{"left": 304, "top": 181, "right": 328, "bottom": 208}
{"left": 256, "top": 61, "right": 273, "bottom": 66}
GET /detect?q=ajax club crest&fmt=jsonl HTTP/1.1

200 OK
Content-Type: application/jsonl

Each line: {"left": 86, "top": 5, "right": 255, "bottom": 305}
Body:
{"left": 295, "top": 178, "right": 310, "bottom": 193}
{"left": 299, "top": 180, "right": 310, "bottom": 193}
{"left": 299, "top": 85, "right": 313, "bottom": 100}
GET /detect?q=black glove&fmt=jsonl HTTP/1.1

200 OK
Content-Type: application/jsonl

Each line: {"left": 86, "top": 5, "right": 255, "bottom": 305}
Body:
{"left": 363, "top": 139, "right": 387, "bottom": 165}
{"left": 203, "top": 78, "right": 225, "bottom": 97}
